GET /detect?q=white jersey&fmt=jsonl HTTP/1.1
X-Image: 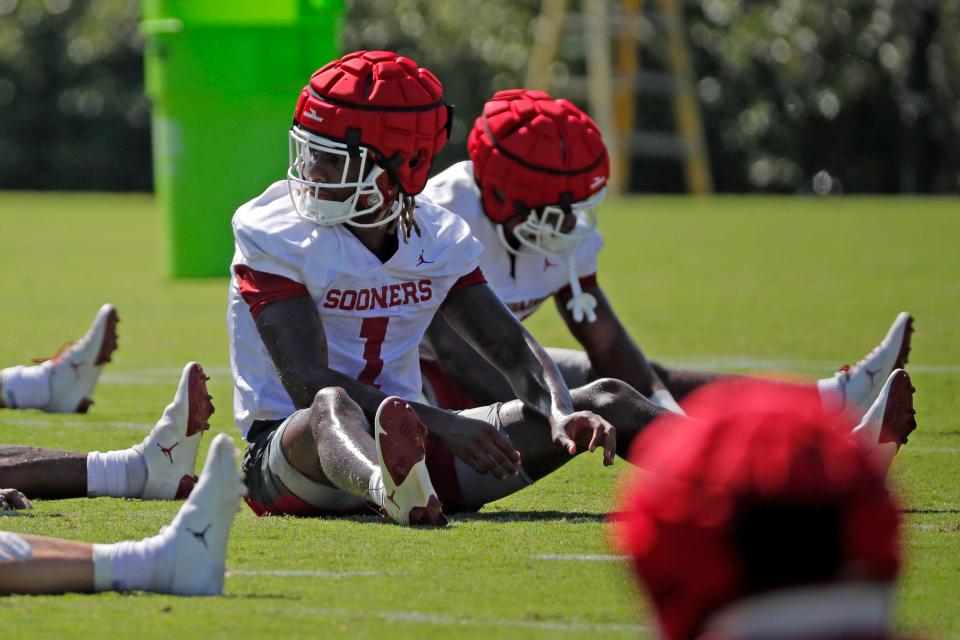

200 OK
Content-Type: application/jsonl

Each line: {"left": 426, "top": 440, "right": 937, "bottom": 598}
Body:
{"left": 422, "top": 161, "right": 603, "bottom": 321}
{"left": 228, "top": 181, "right": 483, "bottom": 437}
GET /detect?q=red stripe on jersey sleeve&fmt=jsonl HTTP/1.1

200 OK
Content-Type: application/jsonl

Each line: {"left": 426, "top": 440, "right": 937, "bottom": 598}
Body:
{"left": 555, "top": 273, "right": 599, "bottom": 303}
{"left": 234, "top": 265, "right": 310, "bottom": 320}
{"left": 441, "top": 267, "right": 487, "bottom": 309}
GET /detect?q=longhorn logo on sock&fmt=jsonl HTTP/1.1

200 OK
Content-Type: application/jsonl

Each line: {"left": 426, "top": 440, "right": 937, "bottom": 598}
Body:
{"left": 157, "top": 441, "right": 180, "bottom": 463}
{"left": 187, "top": 523, "right": 212, "bottom": 549}
{"left": 866, "top": 367, "right": 882, "bottom": 387}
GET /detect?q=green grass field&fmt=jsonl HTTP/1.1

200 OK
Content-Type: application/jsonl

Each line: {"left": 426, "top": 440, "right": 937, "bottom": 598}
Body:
{"left": 1, "top": 192, "right": 957, "bottom": 638}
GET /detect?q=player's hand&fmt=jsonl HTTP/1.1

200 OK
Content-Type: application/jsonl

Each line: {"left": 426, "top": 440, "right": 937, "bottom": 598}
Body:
{"left": 441, "top": 414, "right": 522, "bottom": 479}
{"left": 552, "top": 411, "right": 616, "bottom": 465}
{"left": 0, "top": 488, "right": 32, "bottom": 511}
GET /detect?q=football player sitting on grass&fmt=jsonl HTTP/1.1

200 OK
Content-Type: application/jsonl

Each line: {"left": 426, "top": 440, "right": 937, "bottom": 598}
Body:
{"left": 0, "top": 434, "right": 244, "bottom": 596}
{"left": 227, "top": 50, "right": 701, "bottom": 526}
{"left": 419, "top": 88, "right": 916, "bottom": 470}
{"left": 612, "top": 379, "right": 908, "bottom": 640}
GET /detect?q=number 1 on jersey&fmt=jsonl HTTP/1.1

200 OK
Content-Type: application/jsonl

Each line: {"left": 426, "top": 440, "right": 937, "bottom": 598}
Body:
{"left": 358, "top": 317, "right": 389, "bottom": 388}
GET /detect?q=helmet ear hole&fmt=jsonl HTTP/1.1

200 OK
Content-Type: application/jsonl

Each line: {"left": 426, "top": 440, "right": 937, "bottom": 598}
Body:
{"left": 408, "top": 152, "right": 422, "bottom": 169}
{"left": 492, "top": 185, "right": 507, "bottom": 203}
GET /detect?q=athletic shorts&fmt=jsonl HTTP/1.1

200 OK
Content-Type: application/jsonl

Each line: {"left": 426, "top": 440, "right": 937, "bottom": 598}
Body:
{"left": 241, "top": 403, "right": 530, "bottom": 517}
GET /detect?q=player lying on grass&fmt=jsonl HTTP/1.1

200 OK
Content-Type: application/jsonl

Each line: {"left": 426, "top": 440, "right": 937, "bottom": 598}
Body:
{"left": 0, "top": 361, "right": 214, "bottom": 501}
{"left": 0, "top": 303, "right": 118, "bottom": 413}
{"left": 611, "top": 379, "right": 908, "bottom": 640}
{"left": 0, "top": 434, "right": 244, "bottom": 596}
{"left": 228, "top": 50, "right": 697, "bottom": 526}
{"left": 420, "top": 88, "right": 914, "bottom": 432}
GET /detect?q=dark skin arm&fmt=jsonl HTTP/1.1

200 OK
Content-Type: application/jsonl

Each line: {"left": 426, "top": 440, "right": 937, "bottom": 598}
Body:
{"left": 424, "top": 313, "right": 516, "bottom": 406}
{"left": 441, "top": 283, "right": 615, "bottom": 463}
{"left": 254, "top": 296, "right": 522, "bottom": 478}
{"left": 555, "top": 283, "right": 658, "bottom": 397}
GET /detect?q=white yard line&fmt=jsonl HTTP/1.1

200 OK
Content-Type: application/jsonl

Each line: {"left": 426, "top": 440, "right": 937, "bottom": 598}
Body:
{"left": 279, "top": 607, "right": 646, "bottom": 635}
{"left": 228, "top": 569, "right": 385, "bottom": 578}
{"left": 532, "top": 554, "right": 627, "bottom": 561}
{"left": 0, "top": 418, "right": 153, "bottom": 431}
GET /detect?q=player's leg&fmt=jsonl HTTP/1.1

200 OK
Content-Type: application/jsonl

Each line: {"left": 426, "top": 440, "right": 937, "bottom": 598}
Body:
{"left": 445, "top": 378, "right": 675, "bottom": 510}
{"left": 0, "top": 434, "right": 244, "bottom": 596}
{"left": 244, "top": 387, "right": 445, "bottom": 525}
{"left": 0, "top": 446, "right": 87, "bottom": 498}
{"left": 661, "top": 313, "right": 914, "bottom": 416}
{"left": 649, "top": 361, "right": 728, "bottom": 400}
{"left": 0, "top": 534, "right": 95, "bottom": 594}
{"left": 0, "top": 362, "right": 213, "bottom": 500}
{"left": 0, "top": 304, "right": 119, "bottom": 413}
{"left": 851, "top": 369, "right": 917, "bottom": 474}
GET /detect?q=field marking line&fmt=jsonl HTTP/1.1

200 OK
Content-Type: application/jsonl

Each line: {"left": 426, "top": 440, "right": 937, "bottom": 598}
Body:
{"left": 532, "top": 554, "right": 627, "bottom": 561}
{"left": 228, "top": 569, "right": 385, "bottom": 578}
{"left": 281, "top": 607, "right": 646, "bottom": 635}
{"left": 0, "top": 418, "right": 153, "bottom": 431}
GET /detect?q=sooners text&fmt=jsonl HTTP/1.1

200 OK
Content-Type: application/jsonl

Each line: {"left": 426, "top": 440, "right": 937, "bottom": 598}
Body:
{"left": 323, "top": 280, "right": 433, "bottom": 311}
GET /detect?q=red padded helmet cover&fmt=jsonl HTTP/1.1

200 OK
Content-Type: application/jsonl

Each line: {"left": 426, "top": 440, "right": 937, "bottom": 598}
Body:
{"left": 467, "top": 89, "right": 609, "bottom": 223}
{"left": 293, "top": 50, "right": 450, "bottom": 196}
{"left": 610, "top": 379, "right": 901, "bottom": 640}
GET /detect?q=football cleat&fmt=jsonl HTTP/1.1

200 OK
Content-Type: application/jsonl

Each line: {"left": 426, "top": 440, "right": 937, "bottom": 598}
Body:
{"left": 819, "top": 312, "right": 913, "bottom": 420}
{"left": 135, "top": 362, "right": 214, "bottom": 500}
{"left": 161, "top": 433, "right": 245, "bottom": 596}
{"left": 42, "top": 303, "right": 119, "bottom": 413}
{"left": 374, "top": 396, "right": 447, "bottom": 527}
{"left": 851, "top": 369, "right": 917, "bottom": 474}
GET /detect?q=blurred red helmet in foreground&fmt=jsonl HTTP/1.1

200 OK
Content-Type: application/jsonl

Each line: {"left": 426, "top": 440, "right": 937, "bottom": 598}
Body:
{"left": 610, "top": 380, "right": 901, "bottom": 640}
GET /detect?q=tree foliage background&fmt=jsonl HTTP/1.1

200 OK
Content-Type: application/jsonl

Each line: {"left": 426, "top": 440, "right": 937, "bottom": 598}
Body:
{"left": 1, "top": 0, "right": 957, "bottom": 193}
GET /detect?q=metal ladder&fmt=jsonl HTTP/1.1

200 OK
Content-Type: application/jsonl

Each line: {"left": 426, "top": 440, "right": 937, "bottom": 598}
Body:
{"left": 526, "top": 0, "right": 713, "bottom": 195}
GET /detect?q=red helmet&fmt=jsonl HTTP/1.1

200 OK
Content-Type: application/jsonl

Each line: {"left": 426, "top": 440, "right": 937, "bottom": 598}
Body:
{"left": 288, "top": 50, "right": 452, "bottom": 226}
{"left": 611, "top": 380, "right": 901, "bottom": 640}
{"left": 467, "top": 89, "right": 609, "bottom": 224}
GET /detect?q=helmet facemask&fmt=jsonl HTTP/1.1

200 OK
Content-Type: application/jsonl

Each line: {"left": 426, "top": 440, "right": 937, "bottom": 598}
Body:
{"left": 287, "top": 126, "right": 400, "bottom": 228}
{"left": 496, "top": 187, "right": 605, "bottom": 259}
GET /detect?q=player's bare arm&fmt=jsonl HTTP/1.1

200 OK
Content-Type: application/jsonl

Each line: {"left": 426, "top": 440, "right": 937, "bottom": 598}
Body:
{"left": 555, "top": 283, "right": 658, "bottom": 397}
{"left": 425, "top": 313, "right": 516, "bottom": 405}
{"left": 254, "top": 295, "right": 521, "bottom": 478}
{"left": 442, "top": 281, "right": 615, "bottom": 463}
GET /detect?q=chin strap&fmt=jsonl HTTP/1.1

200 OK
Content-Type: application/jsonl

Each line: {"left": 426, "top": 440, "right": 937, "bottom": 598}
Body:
{"left": 563, "top": 254, "right": 597, "bottom": 323}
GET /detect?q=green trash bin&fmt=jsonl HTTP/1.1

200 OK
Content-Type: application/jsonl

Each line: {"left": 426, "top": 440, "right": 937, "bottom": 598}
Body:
{"left": 141, "top": 0, "right": 343, "bottom": 277}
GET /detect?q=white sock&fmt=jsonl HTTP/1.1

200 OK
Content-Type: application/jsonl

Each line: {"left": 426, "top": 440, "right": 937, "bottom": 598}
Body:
{"left": 92, "top": 530, "right": 175, "bottom": 593}
{"left": 367, "top": 467, "right": 386, "bottom": 509}
{"left": 87, "top": 448, "right": 148, "bottom": 498}
{"left": 0, "top": 364, "right": 51, "bottom": 409}
{"left": 817, "top": 375, "right": 844, "bottom": 415}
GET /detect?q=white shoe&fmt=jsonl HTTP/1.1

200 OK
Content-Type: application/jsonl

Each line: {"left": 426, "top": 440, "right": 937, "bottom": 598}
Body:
{"left": 374, "top": 397, "right": 447, "bottom": 526}
{"left": 162, "top": 433, "right": 245, "bottom": 596}
{"left": 819, "top": 312, "right": 913, "bottom": 419}
{"left": 135, "top": 362, "right": 214, "bottom": 499}
{"left": 851, "top": 369, "right": 917, "bottom": 474}
{"left": 43, "top": 303, "right": 119, "bottom": 413}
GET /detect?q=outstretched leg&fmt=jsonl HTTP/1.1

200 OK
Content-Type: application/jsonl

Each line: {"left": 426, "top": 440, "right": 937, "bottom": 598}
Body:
{"left": 0, "top": 362, "right": 213, "bottom": 501}
{"left": 244, "top": 387, "right": 444, "bottom": 525}
{"left": 450, "top": 378, "right": 682, "bottom": 510}
{"left": 0, "top": 434, "right": 244, "bottom": 596}
{"left": 0, "top": 304, "right": 119, "bottom": 413}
